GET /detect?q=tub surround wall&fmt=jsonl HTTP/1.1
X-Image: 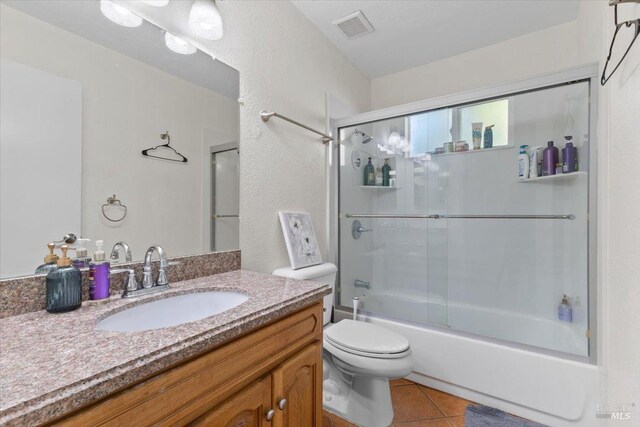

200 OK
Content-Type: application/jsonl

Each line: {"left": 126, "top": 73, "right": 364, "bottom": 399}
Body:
{"left": 0, "top": 250, "right": 240, "bottom": 319}
{"left": 575, "top": 2, "right": 640, "bottom": 424}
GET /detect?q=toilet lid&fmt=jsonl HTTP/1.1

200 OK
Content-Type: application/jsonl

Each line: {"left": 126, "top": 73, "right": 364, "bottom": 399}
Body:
{"left": 324, "top": 320, "right": 410, "bottom": 356}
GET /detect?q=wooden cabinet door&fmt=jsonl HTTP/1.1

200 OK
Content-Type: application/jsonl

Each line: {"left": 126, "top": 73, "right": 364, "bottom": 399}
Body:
{"left": 272, "top": 343, "right": 323, "bottom": 427}
{"left": 189, "top": 375, "right": 273, "bottom": 427}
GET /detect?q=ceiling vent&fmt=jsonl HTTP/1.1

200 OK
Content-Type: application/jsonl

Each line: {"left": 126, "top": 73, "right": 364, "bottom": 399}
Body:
{"left": 333, "top": 11, "right": 374, "bottom": 39}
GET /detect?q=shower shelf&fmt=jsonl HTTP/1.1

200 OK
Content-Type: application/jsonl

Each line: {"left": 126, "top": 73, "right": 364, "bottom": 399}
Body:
{"left": 359, "top": 185, "right": 400, "bottom": 190}
{"left": 519, "top": 171, "right": 586, "bottom": 183}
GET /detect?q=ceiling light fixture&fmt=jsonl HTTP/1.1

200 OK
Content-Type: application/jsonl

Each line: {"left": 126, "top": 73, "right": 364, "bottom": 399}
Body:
{"left": 141, "top": 0, "right": 170, "bottom": 6}
{"left": 189, "top": 0, "right": 223, "bottom": 40}
{"left": 100, "top": 0, "right": 143, "bottom": 27}
{"left": 164, "top": 31, "right": 197, "bottom": 55}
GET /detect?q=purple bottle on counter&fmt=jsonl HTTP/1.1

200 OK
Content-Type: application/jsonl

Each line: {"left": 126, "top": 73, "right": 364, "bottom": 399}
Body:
{"left": 89, "top": 240, "right": 110, "bottom": 300}
{"left": 542, "top": 141, "right": 559, "bottom": 176}
{"left": 562, "top": 136, "right": 578, "bottom": 173}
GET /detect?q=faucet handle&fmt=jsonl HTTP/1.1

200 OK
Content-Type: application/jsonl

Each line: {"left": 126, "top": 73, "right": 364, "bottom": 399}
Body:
{"left": 112, "top": 268, "right": 139, "bottom": 294}
{"left": 157, "top": 261, "right": 179, "bottom": 286}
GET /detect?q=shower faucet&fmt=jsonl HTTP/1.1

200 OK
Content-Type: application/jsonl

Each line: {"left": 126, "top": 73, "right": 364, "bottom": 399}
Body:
{"left": 354, "top": 279, "right": 371, "bottom": 289}
{"left": 352, "top": 220, "right": 372, "bottom": 239}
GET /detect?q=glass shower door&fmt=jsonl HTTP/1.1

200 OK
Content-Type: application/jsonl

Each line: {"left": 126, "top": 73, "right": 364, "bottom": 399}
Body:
{"left": 336, "top": 78, "right": 591, "bottom": 358}
{"left": 338, "top": 114, "right": 449, "bottom": 327}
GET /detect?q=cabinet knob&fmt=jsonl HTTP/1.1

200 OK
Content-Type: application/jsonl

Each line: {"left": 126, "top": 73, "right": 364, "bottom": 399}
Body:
{"left": 265, "top": 409, "right": 275, "bottom": 421}
{"left": 278, "top": 398, "right": 287, "bottom": 410}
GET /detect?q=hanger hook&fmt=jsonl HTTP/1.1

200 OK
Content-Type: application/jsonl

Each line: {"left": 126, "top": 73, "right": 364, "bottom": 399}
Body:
{"left": 160, "top": 131, "right": 170, "bottom": 145}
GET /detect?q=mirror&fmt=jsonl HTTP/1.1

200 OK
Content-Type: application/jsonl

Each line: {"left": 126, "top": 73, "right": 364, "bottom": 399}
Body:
{"left": 0, "top": 0, "right": 240, "bottom": 278}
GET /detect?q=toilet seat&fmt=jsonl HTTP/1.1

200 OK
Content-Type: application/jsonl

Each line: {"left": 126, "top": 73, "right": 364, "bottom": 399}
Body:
{"left": 324, "top": 320, "right": 410, "bottom": 359}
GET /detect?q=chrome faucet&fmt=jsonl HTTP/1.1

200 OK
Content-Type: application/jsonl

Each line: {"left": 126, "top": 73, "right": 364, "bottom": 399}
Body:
{"left": 110, "top": 241, "right": 132, "bottom": 263}
{"left": 118, "top": 244, "right": 177, "bottom": 298}
{"left": 142, "top": 245, "right": 169, "bottom": 288}
{"left": 354, "top": 279, "right": 371, "bottom": 289}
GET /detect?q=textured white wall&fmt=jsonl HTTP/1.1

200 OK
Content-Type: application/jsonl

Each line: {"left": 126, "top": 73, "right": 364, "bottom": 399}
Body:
{"left": 125, "top": 1, "right": 371, "bottom": 273}
{"left": 371, "top": 22, "right": 578, "bottom": 109}
{"left": 0, "top": 5, "right": 239, "bottom": 262}
{"left": 219, "top": 3, "right": 371, "bottom": 273}
{"left": 575, "top": 2, "right": 640, "bottom": 425}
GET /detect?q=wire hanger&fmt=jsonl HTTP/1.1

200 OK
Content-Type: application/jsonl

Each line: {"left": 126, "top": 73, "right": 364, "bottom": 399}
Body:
{"left": 142, "top": 131, "right": 188, "bottom": 163}
{"left": 601, "top": 2, "right": 640, "bottom": 86}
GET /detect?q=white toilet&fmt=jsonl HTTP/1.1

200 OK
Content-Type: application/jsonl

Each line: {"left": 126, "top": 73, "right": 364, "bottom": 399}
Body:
{"left": 273, "top": 263, "right": 414, "bottom": 427}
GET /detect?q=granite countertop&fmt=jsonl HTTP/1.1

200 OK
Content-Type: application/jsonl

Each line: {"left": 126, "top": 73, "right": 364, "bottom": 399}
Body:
{"left": 0, "top": 270, "right": 330, "bottom": 426}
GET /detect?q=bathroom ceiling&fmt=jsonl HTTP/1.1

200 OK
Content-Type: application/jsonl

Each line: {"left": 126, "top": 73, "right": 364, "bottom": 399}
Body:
{"left": 291, "top": 0, "right": 581, "bottom": 78}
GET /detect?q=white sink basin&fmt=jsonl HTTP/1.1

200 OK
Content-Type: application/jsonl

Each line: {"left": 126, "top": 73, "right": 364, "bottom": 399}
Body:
{"left": 96, "top": 291, "right": 249, "bottom": 332}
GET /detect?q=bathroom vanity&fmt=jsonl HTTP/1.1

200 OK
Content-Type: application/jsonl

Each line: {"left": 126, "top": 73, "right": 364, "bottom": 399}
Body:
{"left": 62, "top": 303, "right": 323, "bottom": 426}
{"left": 0, "top": 270, "right": 329, "bottom": 426}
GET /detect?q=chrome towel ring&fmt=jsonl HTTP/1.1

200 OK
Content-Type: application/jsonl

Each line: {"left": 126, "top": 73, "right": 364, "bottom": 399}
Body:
{"left": 102, "top": 194, "right": 127, "bottom": 223}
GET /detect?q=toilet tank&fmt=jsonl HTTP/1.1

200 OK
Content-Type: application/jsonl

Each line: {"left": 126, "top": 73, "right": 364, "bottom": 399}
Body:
{"left": 272, "top": 262, "right": 337, "bottom": 326}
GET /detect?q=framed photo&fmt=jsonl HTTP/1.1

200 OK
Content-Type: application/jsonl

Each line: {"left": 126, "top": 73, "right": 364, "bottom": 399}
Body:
{"left": 278, "top": 212, "right": 322, "bottom": 270}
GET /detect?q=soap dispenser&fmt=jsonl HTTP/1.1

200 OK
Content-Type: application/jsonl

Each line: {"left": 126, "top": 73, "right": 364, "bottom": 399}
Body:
{"left": 35, "top": 243, "right": 59, "bottom": 274}
{"left": 46, "top": 245, "right": 82, "bottom": 313}
{"left": 72, "top": 238, "right": 92, "bottom": 269}
{"left": 558, "top": 294, "right": 573, "bottom": 322}
{"left": 89, "top": 240, "right": 110, "bottom": 300}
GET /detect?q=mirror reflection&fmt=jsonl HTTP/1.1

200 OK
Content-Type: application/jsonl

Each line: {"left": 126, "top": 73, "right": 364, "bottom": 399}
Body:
{"left": 0, "top": 0, "right": 240, "bottom": 278}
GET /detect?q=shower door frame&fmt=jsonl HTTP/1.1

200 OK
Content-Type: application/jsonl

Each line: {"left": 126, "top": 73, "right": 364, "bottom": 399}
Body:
{"left": 329, "top": 63, "right": 599, "bottom": 363}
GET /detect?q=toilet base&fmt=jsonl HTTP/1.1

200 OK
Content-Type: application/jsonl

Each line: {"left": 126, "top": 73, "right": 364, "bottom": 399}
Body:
{"left": 323, "top": 353, "right": 395, "bottom": 427}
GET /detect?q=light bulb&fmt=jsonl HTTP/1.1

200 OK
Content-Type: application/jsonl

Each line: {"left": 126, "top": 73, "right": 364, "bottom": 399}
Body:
{"left": 141, "top": 0, "right": 169, "bottom": 6}
{"left": 164, "top": 32, "right": 197, "bottom": 55}
{"left": 100, "top": 0, "right": 143, "bottom": 27}
{"left": 189, "top": 0, "right": 223, "bottom": 40}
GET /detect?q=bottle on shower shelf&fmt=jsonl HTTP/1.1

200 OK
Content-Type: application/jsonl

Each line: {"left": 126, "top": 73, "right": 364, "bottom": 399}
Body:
{"left": 562, "top": 135, "right": 578, "bottom": 173}
{"left": 375, "top": 167, "right": 383, "bottom": 185}
{"left": 542, "top": 141, "right": 559, "bottom": 176}
{"left": 518, "top": 145, "right": 530, "bottom": 180}
{"left": 382, "top": 158, "right": 392, "bottom": 186}
{"left": 364, "top": 157, "right": 375, "bottom": 186}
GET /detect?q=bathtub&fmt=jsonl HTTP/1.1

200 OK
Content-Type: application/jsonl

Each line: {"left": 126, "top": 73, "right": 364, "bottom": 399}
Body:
{"left": 336, "top": 291, "right": 602, "bottom": 426}
{"left": 359, "top": 290, "right": 588, "bottom": 356}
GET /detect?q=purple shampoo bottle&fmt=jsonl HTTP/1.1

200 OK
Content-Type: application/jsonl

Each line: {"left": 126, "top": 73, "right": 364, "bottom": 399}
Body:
{"left": 89, "top": 240, "right": 110, "bottom": 300}
{"left": 562, "top": 136, "right": 578, "bottom": 173}
{"left": 542, "top": 141, "right": 559, "bottom": 176}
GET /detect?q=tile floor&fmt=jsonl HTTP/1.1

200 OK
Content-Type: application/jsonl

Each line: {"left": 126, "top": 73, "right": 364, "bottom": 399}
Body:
{"left": 322, "top": 378, "right": 473, "bottom": 427}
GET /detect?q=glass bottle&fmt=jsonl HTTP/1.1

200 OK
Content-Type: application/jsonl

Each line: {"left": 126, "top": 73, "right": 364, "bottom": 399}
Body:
{"left": 363, "top": 157, "right": 375, "bottom": 186}
{"left": 382, "top": 158, "right": 392, "bottom": 187}
{"left": 46, "top": 245, "right": 82, "bottom": 313}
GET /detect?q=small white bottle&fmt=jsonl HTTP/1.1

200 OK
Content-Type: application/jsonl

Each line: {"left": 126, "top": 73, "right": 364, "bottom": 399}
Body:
{"left": 529, "top": 147, "right": 542, "bottom": 179}
{"left": 518, "top": 145, "right": 530, "bottom": 180}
